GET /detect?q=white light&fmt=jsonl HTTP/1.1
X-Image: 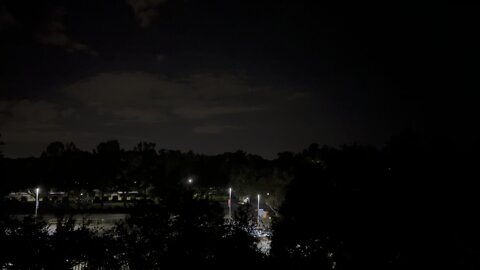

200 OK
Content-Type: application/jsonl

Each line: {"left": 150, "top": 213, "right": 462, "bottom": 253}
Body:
{"left": 257, "top": 194, "right": 260, "bottom": 226}
{"left": 266, "top": 192, "right": 270, "bottom": 196}
{"left": 35, "top": 187, "right": 40, "bottom": 219}
{"left": 188, "top": 178, "right": 192, "bottom": 183}
{"left": 228, "top": 187, "right": 232, "bottom": 219}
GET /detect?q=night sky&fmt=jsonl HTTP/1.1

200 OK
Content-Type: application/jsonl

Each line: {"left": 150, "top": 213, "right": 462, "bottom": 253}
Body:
{"left": 0, "top": 1, "right": 478, "bottom": 158}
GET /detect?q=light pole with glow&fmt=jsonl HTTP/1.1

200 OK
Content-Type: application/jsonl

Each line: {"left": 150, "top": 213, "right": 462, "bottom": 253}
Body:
{"left": 257, "top": 194, "right": 260, "bottom": 226}
{"left": 35, "top": 188, "right": 39, "bottom": 220}
{"left": 228, "top": 187, "right": 232, "bottom": 219}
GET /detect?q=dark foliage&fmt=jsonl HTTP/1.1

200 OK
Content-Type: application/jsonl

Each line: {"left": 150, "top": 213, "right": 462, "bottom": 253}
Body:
{"left": 1, "top": 134, "right": 478, "bottom": 268}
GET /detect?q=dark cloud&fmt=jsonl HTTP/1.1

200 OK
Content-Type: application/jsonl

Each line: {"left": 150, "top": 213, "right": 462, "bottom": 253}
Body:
{"left": 127, "top": 0, "right": 168, "bottom": 28}
{"left": 0, "top": 3, "right": 97, "bottom": 56}
{"left": 0, "top": 1, "right": 467, "bottom": 157}
{"left": 0, "top": 99, "right": 81, "bottom": 152}
{"left": 63, "top": 72, "right": 269, "bottom": 123}
{"left": 0, "top": 7, "right": 16, "bottom": 26}
{"left": 174, "top": 106, "right": 263, "bottom": 119}
{"left": 110, "top": 107, "right": 167, "bottom": 124}
{"left": 36, "top": 20, "right": 97, "bottom": 55}
{"left": 192, "top": 125, "right": 240, "bottom": 134}
{"left": 0, "top": 99, "right": 64, "bottom": 131}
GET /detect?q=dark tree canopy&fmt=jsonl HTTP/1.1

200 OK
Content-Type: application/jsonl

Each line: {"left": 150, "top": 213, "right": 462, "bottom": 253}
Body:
{"left": 1, "top": 135, "right": 479, "bottom": 269}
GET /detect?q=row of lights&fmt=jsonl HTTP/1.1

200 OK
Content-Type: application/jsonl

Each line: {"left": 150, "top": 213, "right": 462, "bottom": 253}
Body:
{"left": 230, "top": 187, "right": 264, "bottom": 225}
{"left": 35, "top": 180, "right": 268, "bottom": 225}
{"left": 187, "top": 178, "right": 265, "bottom": 225}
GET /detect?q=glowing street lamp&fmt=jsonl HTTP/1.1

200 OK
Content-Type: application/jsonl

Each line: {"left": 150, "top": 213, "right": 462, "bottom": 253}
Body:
{"left": 228, "top": 187, "right": 232, "bottom": 219}
{"left": 188, "top": 178, "right": 193, "bottom": 184}
{"left": 257, "top": 194, "right": 260, "bottom": 226}
{"left": 35, "top": 188, "right": 40, "bottom": 219}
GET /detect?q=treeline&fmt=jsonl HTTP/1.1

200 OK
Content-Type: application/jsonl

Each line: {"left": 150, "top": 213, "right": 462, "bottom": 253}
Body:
{"left": 1, "top": 202, "right": 264, "bottom": 268}
{"left": 0, "top": 140, "right": 292, "bottom": 212}
{"left": 1, "top": 133, "right": 479, "bottom": 268}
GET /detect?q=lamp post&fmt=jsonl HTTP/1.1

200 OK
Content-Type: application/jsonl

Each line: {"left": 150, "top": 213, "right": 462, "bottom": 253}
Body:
{"left": 257, "top": 194, "right": 260, "bottom": 226}
{"left": 35, "top": 188, "right": 39, "bottom": 220}
{"left": 228, "top": 188, "right": 232, "bottom": 219}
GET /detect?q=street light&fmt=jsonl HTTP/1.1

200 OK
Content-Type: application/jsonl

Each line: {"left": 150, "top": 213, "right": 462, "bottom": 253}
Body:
{"left": 188, "top": 178, "right": 193, "bottom": 184}
{"left": 228, "top": 187, "right": 232, "bottom": 219}
{"left": 257, "top": 194, "right": 260, "bottom": 226}
{"left": 35, "top": 188, "right": 40, "bottom": 220}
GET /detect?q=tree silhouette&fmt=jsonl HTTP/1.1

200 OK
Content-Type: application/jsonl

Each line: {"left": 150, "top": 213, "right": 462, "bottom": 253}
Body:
{"left": 94, "top": 140, "right": 122, "bottom": 208}
{"left": 0, "top": 133, "right": 4, "bottom": 158}
{"left": 2, "top": 137, "right": 479, "bottom": 268}
{"left": 0, "top": 134, "right": 6, "bottom": 199}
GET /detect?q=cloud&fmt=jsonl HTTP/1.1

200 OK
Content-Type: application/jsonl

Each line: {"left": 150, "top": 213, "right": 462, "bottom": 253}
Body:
{"left": 37, "top": 21, "right": 97, "bottom": 55}
{"left": 0, "top": 99, "right": 113, "bottom": 149}
{"left": 288, "top": 91, "right": 311, "bottom": 99}
{"left": 0, "top": 4, "right": 96, "bottom": 54}
{"left": 156, "top": 54, "right": 165, "bottom": 61}
{"left": 111, "top": 107, "right": 168, "bottom": 123}
{"left": 192, "top": 125, "right": 241, "bottom": 134}
{"left": 0, "top": 7, "right": 16, "bottom": 26}
{"left": 0, "top": 99, "right": 64, "bottom": 131}
{"left": 174, "top": 106, "right": 263, "bottom": 119}
{"left": 63, "top": 72, "right": 267, "bottom": 124}
{"left": 127, "top": 0, "right": 168, "bottom": 28}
